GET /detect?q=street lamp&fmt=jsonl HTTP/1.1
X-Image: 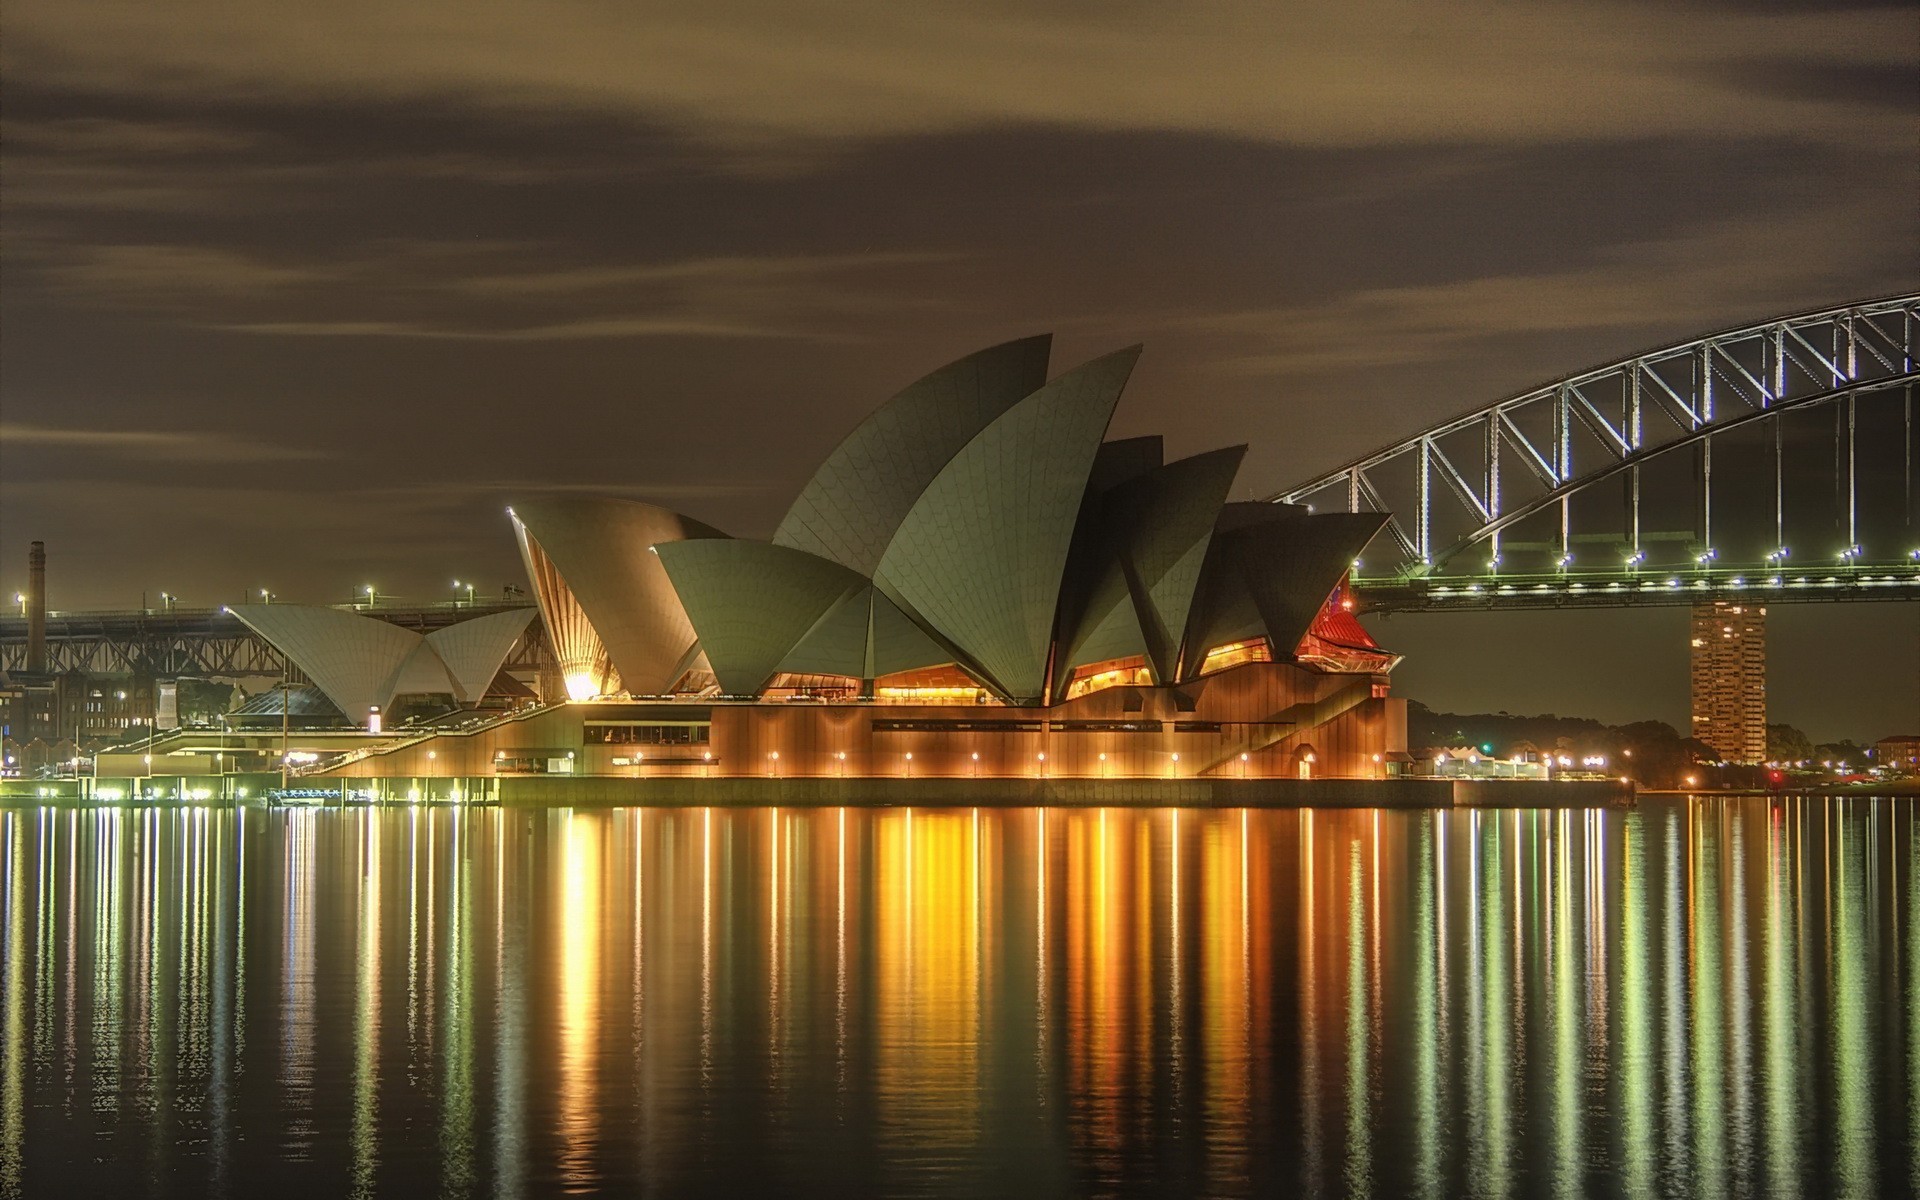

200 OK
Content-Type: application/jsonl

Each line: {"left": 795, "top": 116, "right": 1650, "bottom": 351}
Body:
{"left": 159, "top": 591, "right": 176, "bottom": 612}
{"left": 259, "top": 588, "right": 275, "bottom": 604}
{"left": 363, "top": 584, "right": 377, "bottom": 608}
{"left": 12, "top": 593, "right": 22, "bottom": 616}
{"left": 453, "top": 580, "right": 475, "bottom": 607}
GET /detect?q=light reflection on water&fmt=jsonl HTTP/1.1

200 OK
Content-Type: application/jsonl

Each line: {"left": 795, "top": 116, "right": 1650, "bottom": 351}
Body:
{"left": 0, "top": 798, "right": 1915, "bottom": 1198}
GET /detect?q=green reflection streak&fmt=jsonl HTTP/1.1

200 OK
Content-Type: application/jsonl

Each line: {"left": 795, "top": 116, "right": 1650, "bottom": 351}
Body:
{"left": 234, "top": 808, "right": 247, "bottom": 1062}
{"left": 1661, "top": 811, "right": 1687, "bottom": 1191}
{"left": 94, "top": 808, "right": 127, "bottom": 1119}
{"left": 209, "top": 812, "right": 234, "bottom": 1196}
{"left": 146, "top": 814, "right": 175, "bottom": 1172}
{"left": 442, "top": 815, "right": 476, "bottom": 1199}
{"left": 1725, "top": 815, "right": 1752, "bottom": 1195}
{"left": 1412, "top": 815, "right": 1440, "bottom": 1199}
{"left": 1763, "top": 802, "right": 1798, "bottom": 1194}
{"left": 1464, "top": 816, "right": 1485, "bottom": 1191}
{"left": 32, "top": 813, "right": 53, "bottom": 1080}
{"left": 1471, "top": 814, "right": 1512, "bottom": 1196}
{"left": 1690, "top": 804, "right": 1725, "bottom": 1198}
{"left": 351, "top": 812, "right": 382, "bottom": 1200}
{"left": 1344, "top": 840, "right": 1371, "bottom": 1198}
{"left": 1833, "top": 807, "right": 1871, "bottom": 1194}
{"left": 1551, "top": 811, "right": 1580, "bottom": 1197}
{"left": 1619, "top": 814, "right": 1653, "bottom": 1198}
{"left": 2, "top": 814, "right": 24, "bottom": 1195}
{"left": 493, "top": 816, "right": 526, "bottom": 1197}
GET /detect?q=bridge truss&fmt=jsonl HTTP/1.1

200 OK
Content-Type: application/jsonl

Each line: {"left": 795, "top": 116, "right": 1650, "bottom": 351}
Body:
{"left": 1270, "top": 293, "right": 1920, "bottom": 611}
{"left": 0, "top": 604, "right": 553, "bottom": 681}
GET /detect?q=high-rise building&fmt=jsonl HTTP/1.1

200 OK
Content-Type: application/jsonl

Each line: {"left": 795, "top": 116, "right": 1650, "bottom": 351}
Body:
{"left": 1690, "top": 601, "right": 1766, "bottom": 763}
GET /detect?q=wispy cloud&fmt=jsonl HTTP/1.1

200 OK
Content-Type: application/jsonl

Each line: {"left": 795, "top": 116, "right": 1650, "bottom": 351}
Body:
{"left": 5, "top": 0, "right": 1911, "bottom": 150}
{"left": 455, "top": 252, "right": 949, "bottom": 296}
{"left": 1168, "top": 194, "right": 1915, "bottom": 379}
{"left": 367, "top": 479, "right": 775, "bottom": 500}
{"left": 46, "top": 243, "right": 335, "bottom": 300}
{"left": 29, "top": 239, "right": 952, "bottom": 341}
{"left": 0, "top": 424, "right": 327, "bottom": 462}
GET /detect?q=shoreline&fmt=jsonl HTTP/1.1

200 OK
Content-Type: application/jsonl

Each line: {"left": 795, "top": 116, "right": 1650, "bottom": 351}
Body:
{"left": 4, "top": 774, "right": 1635, "bottom": 808}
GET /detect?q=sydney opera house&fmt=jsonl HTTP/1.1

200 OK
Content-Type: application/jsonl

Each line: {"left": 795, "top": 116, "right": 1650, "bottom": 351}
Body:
{"left": 236, "top": 336, "right": 1408, "bottom": 785}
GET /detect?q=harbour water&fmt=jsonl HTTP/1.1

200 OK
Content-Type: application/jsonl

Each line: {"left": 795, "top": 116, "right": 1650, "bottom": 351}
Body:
{"left": 0, "top": 797, "right": 1913, "bottom": 1197}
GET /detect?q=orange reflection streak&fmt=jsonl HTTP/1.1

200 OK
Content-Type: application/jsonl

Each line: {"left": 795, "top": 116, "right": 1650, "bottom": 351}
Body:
{"left": 557, "top": 811, "right": 602, "bottom": 1186}
{"left": 1036, "top": 808, "right": 1048, "bottom": 1086}
{"left": 1132, "top": 811, "right": 1152, "bottom": 1111}
{"left": 1300, "top": 808, "right": 1321, "bottom": 1193}
{"left": 701, "top": 807, "right": 713, "bottom": 1083}
{"left": 768, "top": 807, "right": 781, "bottom": 1096}
{"left": 632, "top": 808, "right": 644, "bottom": 1075}
{"left": 1169, "top": 809, "right": 1182, "bottom": 1112}
{"left": 876, "top": 809, "right": 981, "bottom": 1164}
{"left": 1066, "top": 806, "right": 1131, "bottom": 1164}
{"left": 1202, "top": 809, "right": 1251, "bottom": 1193}
{"left": 836, "top": 807, "right": 847, "bottom": 1098}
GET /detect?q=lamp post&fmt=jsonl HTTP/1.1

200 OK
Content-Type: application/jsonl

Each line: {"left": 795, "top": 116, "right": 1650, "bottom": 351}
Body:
{"left": 259, "top": 588, "right": 275, "bottom": 604}
{"left": 362, "top": 584, "right": 377, "bottom": 609}
{"left": 12, "top": 594, "right": 22, "bottom": 617}
{"left": 160, "top": 592, "right": 176, "bottom": 613}
{"left": 453, "top": 580, "right": 475, "bottom": 607}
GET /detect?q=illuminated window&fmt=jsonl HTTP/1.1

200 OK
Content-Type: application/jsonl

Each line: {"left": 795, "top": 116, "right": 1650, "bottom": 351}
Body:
{"left": 1199, "top": 638, "right": 1272, "bottom": 676}
{"left": 583, "top": 722, "right": 709, "bottom": 746}
{"left": 873, "top": 665, "right": 990, "bottom": 705}
{"left": 1062, "top": 655, "right": 1151, "bottom": 700}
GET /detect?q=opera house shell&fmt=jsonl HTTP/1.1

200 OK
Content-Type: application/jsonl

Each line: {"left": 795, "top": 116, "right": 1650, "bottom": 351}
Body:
{"left": 469, "top": 335, "right": 1410, "bottom": 781}
{"left": 227, "top": 604, "right": 537, "bottom": 725}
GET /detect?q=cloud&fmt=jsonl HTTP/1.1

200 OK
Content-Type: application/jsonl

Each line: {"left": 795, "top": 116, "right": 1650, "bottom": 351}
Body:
{"left": 369, "top": 479, "right": 775, "bottom": 500}
{"left": 46, "top": 244, "right": 334, "bottom": 300}
{"left": 454, "top": 252, "right": 949, "bottom": 297}
{"left": 27, "top": 239, "right": 953, "bottom": 341}
{"left": 1164, "top": 191, "right": 1916, "bottom": 379}
{"left": 5, "top": 1, "right": 1911, "bottom": 150}
{"left": 0, "top": 425, "right": 326, "bottom": 462}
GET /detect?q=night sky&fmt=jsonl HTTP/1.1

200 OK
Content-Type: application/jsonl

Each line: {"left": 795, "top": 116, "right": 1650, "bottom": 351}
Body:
{"left": 2, "top": 1, "right": 1915, "bottom": 741}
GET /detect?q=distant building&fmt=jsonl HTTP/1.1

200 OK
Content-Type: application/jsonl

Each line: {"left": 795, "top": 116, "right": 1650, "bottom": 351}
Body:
{"left": 1690, "top": 601, "right": 1766, "bottom": 763}
{"left": 1877, "top": 735, "right": 1920, "bottom": 775}
{"left": 0, "top": 669, "right": 158, "bottom": 776}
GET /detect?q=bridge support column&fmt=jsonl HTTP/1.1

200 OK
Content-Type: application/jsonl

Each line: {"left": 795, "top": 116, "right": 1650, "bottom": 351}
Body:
{"left": 1689, "top": 601, "right": 1766, "bottom": 763}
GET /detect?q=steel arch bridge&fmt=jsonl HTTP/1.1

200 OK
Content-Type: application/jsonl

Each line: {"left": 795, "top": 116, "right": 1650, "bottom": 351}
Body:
{"left": 1270, "top": 292, "right": 1920, "bottom": 611}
